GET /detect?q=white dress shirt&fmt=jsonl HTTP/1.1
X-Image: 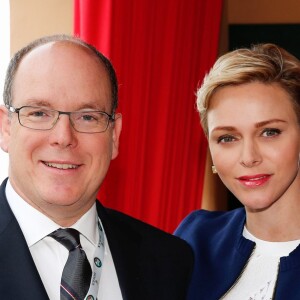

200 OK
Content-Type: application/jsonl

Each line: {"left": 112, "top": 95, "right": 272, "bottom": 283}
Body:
{"left": 6, "top": 179, "right": 123, "bottom": 300}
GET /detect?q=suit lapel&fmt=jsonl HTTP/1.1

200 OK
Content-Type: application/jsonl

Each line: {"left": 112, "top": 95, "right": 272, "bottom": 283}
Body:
{"left": 0, "top": 179, "right": 49, "bottom": 299}
{"left": 96, "top": 201, "right": 145, "bottom": 300}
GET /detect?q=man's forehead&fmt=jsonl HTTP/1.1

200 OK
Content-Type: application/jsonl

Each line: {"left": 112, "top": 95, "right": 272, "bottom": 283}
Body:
{"left": 14, "top": 40, "right": 110, "bottom": 87}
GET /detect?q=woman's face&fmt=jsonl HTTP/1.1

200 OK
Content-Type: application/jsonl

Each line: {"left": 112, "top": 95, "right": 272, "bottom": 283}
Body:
{"left": 207, "top": 82, "right": 300, "bottom": 212}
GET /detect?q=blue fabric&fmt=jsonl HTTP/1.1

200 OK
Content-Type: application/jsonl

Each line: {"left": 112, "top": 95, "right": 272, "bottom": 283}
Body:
{"left": 175, "top": 208, "right": 300, "bottom": 300}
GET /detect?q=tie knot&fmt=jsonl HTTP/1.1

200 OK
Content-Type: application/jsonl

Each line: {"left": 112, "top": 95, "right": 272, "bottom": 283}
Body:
{"left": 49, "top": 228, "right": 81, "bottom": 251}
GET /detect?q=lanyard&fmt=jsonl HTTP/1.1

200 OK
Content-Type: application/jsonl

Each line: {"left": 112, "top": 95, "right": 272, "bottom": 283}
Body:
{"left": 85, "top": 220, "right": 105, "bottom": 300}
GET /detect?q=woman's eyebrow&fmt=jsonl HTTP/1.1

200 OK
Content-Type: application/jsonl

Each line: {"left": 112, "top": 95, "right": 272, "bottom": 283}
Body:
{"left": 255, "top": 119, "right": 287, "bottom": 128}
{"left": 211, "top": 126, "right": 236, "bottom": 132}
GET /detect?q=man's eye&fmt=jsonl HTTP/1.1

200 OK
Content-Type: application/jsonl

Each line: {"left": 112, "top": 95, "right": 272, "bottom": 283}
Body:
{"left": 81, "top": 114, "right": 98, "bottom": 121}
{"left": 262, "top": 128, "right": 281, "bottom": 137}
{"left": 27, "top": 110, "right": 49, "bottom": 117}
{"left": 31, "top": 111, "right": 46, "bottom": 117}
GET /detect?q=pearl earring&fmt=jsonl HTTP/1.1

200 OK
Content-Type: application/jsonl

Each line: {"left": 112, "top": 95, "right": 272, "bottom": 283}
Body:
{"left": 212, "top": 165, "right": 218, "bottom": 174}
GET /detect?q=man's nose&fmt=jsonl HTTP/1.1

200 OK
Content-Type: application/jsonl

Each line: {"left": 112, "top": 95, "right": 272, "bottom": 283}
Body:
{"left": 48, "top": 114, "right": 78, "bottom": 148}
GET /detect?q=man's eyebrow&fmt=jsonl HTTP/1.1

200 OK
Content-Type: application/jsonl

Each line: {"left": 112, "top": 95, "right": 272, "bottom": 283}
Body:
{"left": 20, "top": 100, "right": 106, "bottom": 111}
{"left": 75, "top": 103, "right": 106, "bottom": 110}
{"left": 24, "top": 99, "right": 52, "bottom": 107}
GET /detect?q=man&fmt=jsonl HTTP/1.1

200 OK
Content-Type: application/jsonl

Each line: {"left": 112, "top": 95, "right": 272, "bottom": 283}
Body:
{"left": 0, "top": 35, "right": 193, "bottom": 300}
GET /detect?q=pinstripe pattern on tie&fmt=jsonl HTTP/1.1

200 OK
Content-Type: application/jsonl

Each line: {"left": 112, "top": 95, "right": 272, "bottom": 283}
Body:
{"left": 49, "top": 228, "right": 92, "bottom": 300}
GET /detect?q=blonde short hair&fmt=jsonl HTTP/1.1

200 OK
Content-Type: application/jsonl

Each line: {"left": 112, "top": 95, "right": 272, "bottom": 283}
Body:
{"left": 197, "top": 43, "right": 300, "bottom": 135}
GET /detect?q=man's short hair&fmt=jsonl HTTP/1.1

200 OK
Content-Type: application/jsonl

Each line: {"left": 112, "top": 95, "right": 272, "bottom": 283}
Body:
{"left": 3, "top": 34, "right": 118, "bottom": 113}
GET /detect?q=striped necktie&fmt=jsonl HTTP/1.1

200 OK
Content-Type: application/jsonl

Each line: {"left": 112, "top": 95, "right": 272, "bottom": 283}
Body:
{"left": 49, "top": 228, "right": 92, "bottom": 300}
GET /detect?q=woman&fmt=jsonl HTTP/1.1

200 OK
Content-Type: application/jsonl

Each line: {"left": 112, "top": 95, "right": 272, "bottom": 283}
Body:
{"left": 175, "top": 44, "right": 300, "bottom": 299}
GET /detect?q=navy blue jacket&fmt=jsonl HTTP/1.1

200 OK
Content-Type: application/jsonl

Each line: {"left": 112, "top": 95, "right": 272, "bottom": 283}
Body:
{"left": 0, "top": 178, "right": 193, "bottom": 300}
{"left": 175, "top": 208, "right": 300, "bottom": 300}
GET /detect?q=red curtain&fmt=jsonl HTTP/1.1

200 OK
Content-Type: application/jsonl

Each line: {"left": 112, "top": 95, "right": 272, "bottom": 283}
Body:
{"left": 74, "top": 0, "right": 222, "bottom": 233}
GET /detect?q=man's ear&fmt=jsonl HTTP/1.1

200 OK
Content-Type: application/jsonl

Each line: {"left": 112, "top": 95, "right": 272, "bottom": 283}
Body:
{"left": 111, "top": 113, "right": 122, "bottom": 160}
{"left": 0, "top": 105, "right": 11, "bottom": 153}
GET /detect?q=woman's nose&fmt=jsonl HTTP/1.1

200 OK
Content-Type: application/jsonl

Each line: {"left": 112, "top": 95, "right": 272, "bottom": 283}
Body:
{"left": 240, "top": 139, "right": 262, "bottom": 168}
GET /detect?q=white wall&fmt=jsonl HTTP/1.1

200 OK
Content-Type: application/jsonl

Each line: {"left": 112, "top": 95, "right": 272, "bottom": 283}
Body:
{"left": 0, "top": 0, "right": 10, "bottom": 182}
{"left": 10, "top": 0, "right": 73, "bottom": 54}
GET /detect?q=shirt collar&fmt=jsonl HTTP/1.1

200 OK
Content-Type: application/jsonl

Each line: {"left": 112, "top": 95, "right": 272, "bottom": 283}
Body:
{"left": 6, "top": 179, "right": 98, "bottom": 247}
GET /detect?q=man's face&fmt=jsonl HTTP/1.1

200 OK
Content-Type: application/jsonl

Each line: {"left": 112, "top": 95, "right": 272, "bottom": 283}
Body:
{"left": 0, "top": 42, "right": 122, "bottom": 225}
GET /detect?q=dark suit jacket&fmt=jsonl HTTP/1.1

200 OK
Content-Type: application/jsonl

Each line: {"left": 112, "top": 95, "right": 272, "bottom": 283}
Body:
{"left": 0, "top": 179, "right": 193, "bottom": 299}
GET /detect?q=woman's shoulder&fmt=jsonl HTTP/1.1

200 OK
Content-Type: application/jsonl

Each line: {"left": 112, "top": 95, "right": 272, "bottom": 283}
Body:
{"left": 174, "top": 207, "right": 245, "bottom": 238}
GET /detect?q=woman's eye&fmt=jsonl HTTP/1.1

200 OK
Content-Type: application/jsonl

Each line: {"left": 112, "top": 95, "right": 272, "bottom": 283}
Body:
{"left": 217, "top": 135, "right": 235, "bottom": 143}
{"left": 262, "top": 128, "right": 281, "bottom": 137}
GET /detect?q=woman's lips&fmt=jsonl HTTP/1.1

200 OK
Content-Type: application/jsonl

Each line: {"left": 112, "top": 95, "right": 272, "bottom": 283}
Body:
{"left": 237, "top": 174, "right": 271, "bottom": 187}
